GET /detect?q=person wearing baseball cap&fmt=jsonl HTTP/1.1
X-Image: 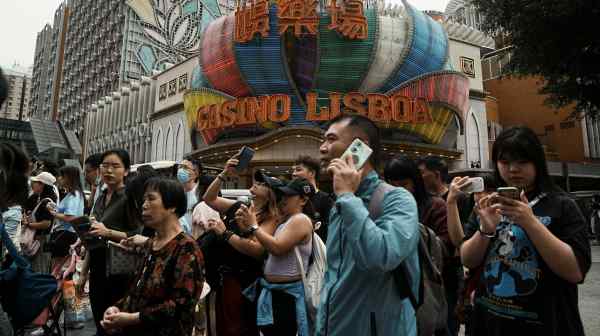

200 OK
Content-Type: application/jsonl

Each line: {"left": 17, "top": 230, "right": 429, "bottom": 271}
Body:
{"left": 30, "top": 172, "right": 57, "bottom": 187}
{"left": 201, "top": 154, "right": 284, "bottom": 336}
{"left": 238, "top": 178, "right": 315, "bottom": 336}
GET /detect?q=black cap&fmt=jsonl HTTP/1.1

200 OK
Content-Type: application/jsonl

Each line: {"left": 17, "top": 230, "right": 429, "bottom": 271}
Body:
{"left": 254, "top": 170, "right": 284, "bottom": 189}
{"left": 277, "top": 178, "right": 315, "bottom": 197}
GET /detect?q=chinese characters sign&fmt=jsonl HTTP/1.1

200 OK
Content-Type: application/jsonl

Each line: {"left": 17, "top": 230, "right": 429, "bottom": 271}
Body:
{"left": 234, "top": 0, "right": 368, "bottom": 42}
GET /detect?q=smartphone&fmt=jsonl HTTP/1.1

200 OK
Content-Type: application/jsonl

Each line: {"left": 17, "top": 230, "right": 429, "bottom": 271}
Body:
{"left": 341, "top": 138, "right": 373, "bottom": 170}
{"left": 461, "top": 177, "right": 485, "bottom": 194}
{"left": 497, "top": 187, "right": 521, "bottom": 200}
{"left": 238, "top": 195, "right": 254, "bottom": 206}
{"left": 70, "top": 216, "right": 92, "bottom": 235}
{"left": 236, "top": 146, "right": 255, "bottom": 172}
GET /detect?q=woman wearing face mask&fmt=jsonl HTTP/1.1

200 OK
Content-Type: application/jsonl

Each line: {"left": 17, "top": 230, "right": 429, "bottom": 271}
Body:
{"left": 176, "top": 160, "right": 201, "bottom": 235}
{"left": 201, "top": 154, "right": 281, "bottom": 336}
{"left": 22, "top": 172, "right": 58, "bottom": 274}
{"left": 79, "top": 149, "right": 141, "bottom": 336}
{"left": 461, "top": 126, "right": 591, "bottom": 336}
{"left": 236, "top": 178, "right": 315, "bottom": 336}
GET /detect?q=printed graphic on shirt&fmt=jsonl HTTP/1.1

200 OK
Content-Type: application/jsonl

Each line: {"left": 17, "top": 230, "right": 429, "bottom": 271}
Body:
{"left": 479, "top": 216, "right": 552, "bottom": 321}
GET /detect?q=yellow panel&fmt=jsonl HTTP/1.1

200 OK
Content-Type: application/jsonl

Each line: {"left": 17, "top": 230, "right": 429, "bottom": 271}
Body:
{"left": 184, "top": 90, "right": 233, "bottom": 131}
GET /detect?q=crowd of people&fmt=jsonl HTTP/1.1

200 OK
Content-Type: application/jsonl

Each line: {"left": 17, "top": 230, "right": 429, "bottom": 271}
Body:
{"left": 0, "top": 70, "right": 594, "bottom": 336}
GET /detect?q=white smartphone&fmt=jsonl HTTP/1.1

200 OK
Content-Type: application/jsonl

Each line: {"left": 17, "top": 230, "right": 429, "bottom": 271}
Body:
{"left": 341, "top": 138, "right": 373, "bottom": 170}
{"left": 461, "top": 177, "right": 484, "bottom": 194}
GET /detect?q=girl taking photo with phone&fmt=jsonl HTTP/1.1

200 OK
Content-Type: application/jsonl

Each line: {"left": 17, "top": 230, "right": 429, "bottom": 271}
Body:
{"left": 460, "top": 126, "right": 591, "bottom": 336}
{"left": 200, "top": 152, "right": 281, "bottom": 336}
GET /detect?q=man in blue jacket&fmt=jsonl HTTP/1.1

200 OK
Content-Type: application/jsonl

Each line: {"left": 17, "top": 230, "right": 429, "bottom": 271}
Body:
{"left": 316, "top": 115, "right": 420, "bottom": 336}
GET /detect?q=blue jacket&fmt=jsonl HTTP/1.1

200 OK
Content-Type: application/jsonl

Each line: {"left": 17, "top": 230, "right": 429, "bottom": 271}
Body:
{"left": 315, "top": 171, "right": 420, "bottom": 336}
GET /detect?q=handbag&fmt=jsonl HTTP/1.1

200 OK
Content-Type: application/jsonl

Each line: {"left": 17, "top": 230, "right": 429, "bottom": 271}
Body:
{"left": 0, "top": 220, "right": 58, "bottom": 328}
{"left": 106, "top": 241, "right": 143, "bottom": 276}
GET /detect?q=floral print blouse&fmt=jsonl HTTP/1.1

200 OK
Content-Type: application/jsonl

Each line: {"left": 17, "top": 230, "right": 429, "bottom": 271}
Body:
{"left": 116, "top": 232, "right": 204, "bottom": 336}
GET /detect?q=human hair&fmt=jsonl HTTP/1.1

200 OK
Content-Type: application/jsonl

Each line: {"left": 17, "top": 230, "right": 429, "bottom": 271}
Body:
{"left": 144, "top": 177, "right": 187, "bottom": 218}
{"left": 39, "top": 183, "right": 57, "bottom": 201}
{"left": 0, "top": 143, "right": 30, "bottom": 208}
{"left": 59, "top": 166, "right": 83, "bottom": 196}
{"left": 101, "top": 148, "right": 131, "bottom": 170}
{"left": 84, "top": 153, "right": 103, "bottom": 169}
{"left": 136, "top": 165, "right": 156, "bottom": 176}
{"left": 492, "top": 126, "right": 558, "bottom": 193}
{"left": 0, "top": 68, "right": 7, "bottom": 106}
{"left": 126, "top": 167, "right": 159, "bottom": 225}
{"left": 295, "top": 155, "right": 321, "bottom": 181}
{"left": 328, "top": 114, "right": 381, "bottom": 168}
{"left": 418, "top": 156, "right": 449, "bottom": 184}
{"left": 384, "top": 155, "right": 431, "bottom": 219}
{"left": 256, "top": 187, "right": 281, "bottom": 224}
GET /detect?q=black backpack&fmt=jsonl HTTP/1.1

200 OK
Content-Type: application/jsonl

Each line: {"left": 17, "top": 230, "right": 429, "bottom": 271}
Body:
{"left": 368, "top": 182, "right": 448, "bottom": 335}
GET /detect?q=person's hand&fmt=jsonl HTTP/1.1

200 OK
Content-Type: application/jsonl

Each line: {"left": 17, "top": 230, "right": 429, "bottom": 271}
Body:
{"left": 121, "top": 234, "right": 149, "bottom": 253}
{"left": 101, "top": 308, "right": 138, "bottom": 334}
{"left": 475, "top": 193, "right": 501, "bottom": 234}
{"left": 235, "top": 204, "right": 257, "bottom": 231}
{"left": 448, "top": 176, "right": 470, "bottom": 204}
{"left": 222, "top": 155, "right": 240, "bottom": 177}
{"left": 46, "top": 202, "right": 58, "bottom": 217}
{"left": 90, "top": 221, "right": 111, "bottom": 238}
{"left": 327, "top": 155, "right": 362, "bottom": 196}
{"left": 206, "top": 218, "right": 226, "bottom": 235}
{"left": 497, "top": 191, "right": 537, "bottom": 229}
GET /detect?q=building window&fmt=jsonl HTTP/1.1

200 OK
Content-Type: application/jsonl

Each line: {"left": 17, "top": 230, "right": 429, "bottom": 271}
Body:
{"left": 460, "top": 57, "right": 476, "bottom": 78}
{"left": 168, "top": 79, "right": 177, "bottom": 97}
{"left": 159, "top": 84, "right": 167, "bottom": 101}
{"left": 178, "top": 74, "right": 188, "bottom": 93}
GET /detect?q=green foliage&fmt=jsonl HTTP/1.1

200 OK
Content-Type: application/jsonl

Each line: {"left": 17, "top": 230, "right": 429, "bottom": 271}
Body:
{"left": 472, "top": 0, "right": 600, "bottom": 118}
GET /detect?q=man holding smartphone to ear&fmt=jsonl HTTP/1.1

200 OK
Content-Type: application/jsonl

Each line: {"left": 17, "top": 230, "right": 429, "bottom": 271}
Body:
{"left": 316, "top": 115, "right": 420, "bottom": 336}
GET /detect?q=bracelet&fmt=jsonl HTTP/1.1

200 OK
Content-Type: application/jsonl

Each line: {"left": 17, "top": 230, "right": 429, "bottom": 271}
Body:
{"left": 222, "top": 230, "right": 234, "bottom": 242}
{"left": 478, "top": 225, "right": 496, "bottom": 238}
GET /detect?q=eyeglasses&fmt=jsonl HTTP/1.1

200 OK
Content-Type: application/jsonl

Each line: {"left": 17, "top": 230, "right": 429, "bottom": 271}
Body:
{"left": 100, "top": 163, "right": 124, "bottom": 170}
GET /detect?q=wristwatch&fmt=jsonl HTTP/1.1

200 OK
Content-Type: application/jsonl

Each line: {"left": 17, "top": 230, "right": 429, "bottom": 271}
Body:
{"left": 478, "top": 224, "right": 496, "bottom": 238}
{"left": 247, "top": 224, "right": 259, "bottom": 235}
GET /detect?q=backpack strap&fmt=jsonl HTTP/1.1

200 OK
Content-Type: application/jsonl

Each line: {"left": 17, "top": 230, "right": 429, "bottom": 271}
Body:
{"left": 367, "top": 181, "right": 420, "bottom": 311}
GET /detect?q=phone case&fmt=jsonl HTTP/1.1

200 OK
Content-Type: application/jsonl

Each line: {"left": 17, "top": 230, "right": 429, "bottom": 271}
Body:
{"left": 341, "top": 139, "right": 373, "bottom": 170}
{"left": 462, "top": 177, "right": 484, "bottom": 194}
{"left": 236, "top": 147, "right": 255, "bottom": 171}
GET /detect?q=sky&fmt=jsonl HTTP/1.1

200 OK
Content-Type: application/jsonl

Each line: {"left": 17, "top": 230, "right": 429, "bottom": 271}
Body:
{"left": 0, "top": 0, "right": 450, "bottom": 70}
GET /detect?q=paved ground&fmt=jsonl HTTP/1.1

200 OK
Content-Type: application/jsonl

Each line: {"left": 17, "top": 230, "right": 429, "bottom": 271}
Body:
{"left": 61, "top": 246, "right": 600, "bottom": 336}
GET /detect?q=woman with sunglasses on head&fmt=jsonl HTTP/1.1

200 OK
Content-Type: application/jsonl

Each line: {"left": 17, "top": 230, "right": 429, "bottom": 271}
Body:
{"left": 461, "top": 126, "right": 591, "bottom": 336}
{"left": 200, "top": 154, "right": 281, "bottom": 336}
{"left": 79, "top": 149, "right": 141, "bottom": 335}
{"left": 236, "top": 178, "right": 315, "bottom": 336}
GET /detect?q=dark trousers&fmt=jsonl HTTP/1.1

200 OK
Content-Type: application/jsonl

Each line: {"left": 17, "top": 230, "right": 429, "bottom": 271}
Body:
{"left": 208, "top": 275, "right": 259, "bottom": 336}
{"left": 89, "top": 272, "right": 130, "bottom": 336}
{"left": 260, "top": 290, "right": 298, "bottom": 336}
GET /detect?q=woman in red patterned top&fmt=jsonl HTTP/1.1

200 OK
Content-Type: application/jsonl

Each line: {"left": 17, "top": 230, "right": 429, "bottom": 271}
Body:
{"left": 100, "top": 178, "right": 204, "bottom": 335}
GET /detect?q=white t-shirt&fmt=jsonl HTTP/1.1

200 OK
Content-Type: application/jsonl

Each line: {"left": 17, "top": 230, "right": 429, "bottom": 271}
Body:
{"left": 191, "top": 201, "right": 220, "bottom": 239}
{"left": 179, "top": 184, "right": 198, "bottom": 235}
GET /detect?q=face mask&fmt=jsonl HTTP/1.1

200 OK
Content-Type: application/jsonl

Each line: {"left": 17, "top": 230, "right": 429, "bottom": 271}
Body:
{"left": 177, "top": 169, "right": 191, "bottom": 184}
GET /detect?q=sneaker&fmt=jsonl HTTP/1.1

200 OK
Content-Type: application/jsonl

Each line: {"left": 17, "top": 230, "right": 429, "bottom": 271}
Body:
{"left": 29, "top": 328, "right": 45, "bottom": 336}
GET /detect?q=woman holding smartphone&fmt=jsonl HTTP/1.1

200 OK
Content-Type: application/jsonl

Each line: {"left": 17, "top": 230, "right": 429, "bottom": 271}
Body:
{"left": 460, "top": 126, "right": 591, "bottom": 336}
{"left": 47, "top": 166, "right": 84, "bottom": 271}
{"left": 80, "top": 149, "right": 141, "bottom": 335}
{"left": 201, "top": 153, "right": 281, "bottom": 336}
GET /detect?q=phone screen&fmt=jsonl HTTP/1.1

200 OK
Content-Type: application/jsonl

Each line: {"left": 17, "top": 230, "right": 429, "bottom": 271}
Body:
{"left": 236, "top": 146, "right": 255, "bottom": 172}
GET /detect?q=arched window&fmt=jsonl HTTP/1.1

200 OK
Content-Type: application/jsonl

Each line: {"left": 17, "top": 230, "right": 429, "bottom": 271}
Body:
{"left": 175, "top": 121, "right": 184, "bottom": 161}
{"left": 155, "top": 128, "right": 163, "bottom": 161}
{"left": 165, "top": 124, "right": 173, "bottom": 161}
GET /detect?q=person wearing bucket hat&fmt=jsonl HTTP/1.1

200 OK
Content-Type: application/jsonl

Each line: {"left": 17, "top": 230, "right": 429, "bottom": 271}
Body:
{"left": 22, "top": 171, "right": 59, "bottom": 274}
{"left": 235, "top": 177, "right": 315, "bottom": 336}
{"left": 201, "top": 153, "right": 282, "bottom": 336}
